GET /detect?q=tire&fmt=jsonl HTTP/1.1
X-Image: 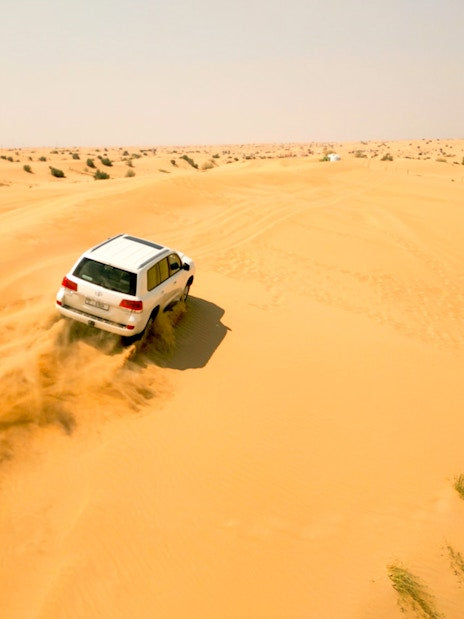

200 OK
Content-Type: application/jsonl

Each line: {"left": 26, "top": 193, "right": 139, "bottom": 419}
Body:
{"left": 181, "top": 284, "right": 190, "bottom": 302}
{"left": 122, "top": 306, "right": 159, "bottom": 347}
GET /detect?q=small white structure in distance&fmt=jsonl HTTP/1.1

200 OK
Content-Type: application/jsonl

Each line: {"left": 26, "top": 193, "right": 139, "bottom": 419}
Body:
{"left": 328, "top": 153, "right": 341, "bottom": 162}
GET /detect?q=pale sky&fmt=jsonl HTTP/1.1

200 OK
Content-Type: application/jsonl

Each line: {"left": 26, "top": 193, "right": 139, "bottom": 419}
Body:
{"left": 1, "top": 0, "right": 463, "bottom": 146}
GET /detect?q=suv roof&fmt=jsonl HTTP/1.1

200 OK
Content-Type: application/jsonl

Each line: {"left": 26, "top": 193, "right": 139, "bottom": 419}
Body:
{"left": 87, "top": 234, "right": 169, "bottom": 272}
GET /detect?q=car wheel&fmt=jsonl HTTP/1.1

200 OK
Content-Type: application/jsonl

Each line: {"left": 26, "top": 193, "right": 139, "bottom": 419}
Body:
{"left": 142, "top": 307, "right": 159, "bottom": 337}
{"left": 122, "top": 307, "right": 159, "bottom": 347}
{"left": 181, "top": 284, "right": 190, "bottom": 302}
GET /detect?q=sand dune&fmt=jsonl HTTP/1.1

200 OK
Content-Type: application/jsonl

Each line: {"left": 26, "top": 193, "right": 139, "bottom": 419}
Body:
{"left": 1, "top": 140, "right": 464, "bottom": 618}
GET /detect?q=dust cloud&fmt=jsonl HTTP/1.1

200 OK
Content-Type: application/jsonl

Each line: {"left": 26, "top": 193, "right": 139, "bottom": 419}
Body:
{"left": 0, "top": 304, "right": 186, "bottom": 462}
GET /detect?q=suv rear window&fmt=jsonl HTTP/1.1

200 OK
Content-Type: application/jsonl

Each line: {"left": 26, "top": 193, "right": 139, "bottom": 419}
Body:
{"left": 74, "top": 258, "right": 137, "bottom": 295}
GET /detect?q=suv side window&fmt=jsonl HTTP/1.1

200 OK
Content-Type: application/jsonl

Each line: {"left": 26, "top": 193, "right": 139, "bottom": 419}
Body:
{"left": 158, "top": 257, "right": 169, "bottom": 282}
{"left": 147, "top": 255, "right": 181, "bottom": 291}
{"left": 147, "top": 263, "right": 161, "bottom": 291}
{"left": 168, "top": 253, "right": 181, "bottom": 275}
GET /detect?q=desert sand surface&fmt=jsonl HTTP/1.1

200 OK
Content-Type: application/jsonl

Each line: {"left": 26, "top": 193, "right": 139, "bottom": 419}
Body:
{"left": 1, "top": 139, "right": 464, "bottom": 618}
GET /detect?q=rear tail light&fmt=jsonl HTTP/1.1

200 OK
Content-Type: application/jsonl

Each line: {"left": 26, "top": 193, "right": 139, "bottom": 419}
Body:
{"left": 119, "top": 299, "right": 143, "bottom": 312}
{"left": 62, "top": 276, "right": 78, "bottom": 291}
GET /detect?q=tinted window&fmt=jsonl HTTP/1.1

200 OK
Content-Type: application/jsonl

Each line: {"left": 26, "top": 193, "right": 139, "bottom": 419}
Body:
{"left": 168, "top": 253, "right": 181, "bottom": 275}
{"left": 74, "top": 258, "right": 136, "bottom": 295}
{"left": 158, "top": 258, "right": 169, "bottom": 283}
{"left": 147, "top": 263, "right": 160, "bottom": 291}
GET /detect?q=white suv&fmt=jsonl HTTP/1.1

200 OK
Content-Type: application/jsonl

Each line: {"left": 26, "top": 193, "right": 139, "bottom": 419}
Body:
{"left": 56, "top": 234, "right": 195, "bottom": 337}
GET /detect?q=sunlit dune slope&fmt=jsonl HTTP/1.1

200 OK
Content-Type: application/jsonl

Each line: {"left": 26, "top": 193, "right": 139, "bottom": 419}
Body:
{"left": 1, "top": 140, "right": 464, "bottom": 618}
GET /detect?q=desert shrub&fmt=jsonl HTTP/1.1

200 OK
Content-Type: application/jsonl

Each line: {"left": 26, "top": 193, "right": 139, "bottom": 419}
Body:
{"left": 212, "top": 153, "right": 220, "bottom": 159}
{"left": 7, "top": 156, "right": 14, "bottom": 162}
{"left": 436, "top": 158, "right": 447, "bottom": 163}
{"left": 454, "top": 474, "right": 464, "bottom": 498}
{"left": 71, "top": 152, "right": 80, "bottom": 160}
{"left": 50, "top": 150, "right": 58, "bottom": 154}
{"left": 126, "top": 158, "right": 133, "bottom": 167}
{"left": 180, "top": 154, "right": 198, "bottom": 169}
{"left": 125, "top": 168, "right": 135, "bottom": 177}
{"left": 354, "top": 150, "right": 367, "bottom": 158}
{"left": 122, "top": 150, "right": 129, "bottom": 156}
{"left": 170, "top": 159, "right": 177, "bottom": 166}
{"left": 94, "top": 169, "right": 110, "bottom": 180}
{"left": 381, "top": 153, "right": 393, "bottom": 161}
{"left": 23, "top": 164, "right": 32, "bottom": 173}
{"left": 201, "top": 160, "right": 215, "bottom": 170}
{"left": 98, "top": 156, "right": 112, "bottom": 167}
{"left": 319, "top": 155, "right": 330, "bottom": 162}
{"left": 388, "top": 564, "right": 440, "bottom": 618}
{"left": 447, "top": 545, "right": 464, "bottom": 581}
{"left": 158, "top": 169, "right": 170, "bottom": 173}
{"left": 50, "top": 166, "right": 65, "bottom": 178}
{"left": 39, "top": 156, "right": 47, "bottom": 162}
{"left": 86, "top": 158, "right": 95, "bottom": 168}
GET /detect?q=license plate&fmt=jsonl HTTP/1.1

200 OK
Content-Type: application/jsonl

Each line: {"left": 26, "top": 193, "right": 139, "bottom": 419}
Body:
{"left": 85, "top": 297, "right": 109, "bottom": 311}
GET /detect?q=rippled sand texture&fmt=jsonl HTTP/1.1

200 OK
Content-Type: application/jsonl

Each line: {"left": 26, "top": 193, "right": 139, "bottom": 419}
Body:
{"left": 1, "top": 140, "right": 464, "bottom": 618}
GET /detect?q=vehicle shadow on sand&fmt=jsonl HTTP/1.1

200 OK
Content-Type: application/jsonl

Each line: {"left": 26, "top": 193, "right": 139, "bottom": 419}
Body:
{"left": 140, "top": 296, "right": 231, "bottom": 370}
{"left": 60, "top": 296, "right": 230, "bottom": 370}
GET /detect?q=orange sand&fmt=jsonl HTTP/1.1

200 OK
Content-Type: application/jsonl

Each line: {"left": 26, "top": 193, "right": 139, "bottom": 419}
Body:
{"left": 1, "top": 140, "right": 464, "bottom": 618}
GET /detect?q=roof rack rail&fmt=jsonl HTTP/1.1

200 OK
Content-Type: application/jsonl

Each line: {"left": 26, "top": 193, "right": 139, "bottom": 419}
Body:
{"left": 90, "top": 234, "right": 124, "bottom": 252}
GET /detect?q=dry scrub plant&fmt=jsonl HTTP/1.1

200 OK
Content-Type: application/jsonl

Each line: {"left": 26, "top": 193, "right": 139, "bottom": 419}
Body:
{"left": 388, "top": 564, "right": 441, "bottom": 619}
{"left": 94, "top": 169, "right": 110, "bottom": 180}
{"left": 49, "top": 166, "right": 65, "bottom": 178}
{"left": 447, "top": 546, "right": 464, "bottom": 582}
{"left": 454, "top": 474, "right": 464, "bottom": 499}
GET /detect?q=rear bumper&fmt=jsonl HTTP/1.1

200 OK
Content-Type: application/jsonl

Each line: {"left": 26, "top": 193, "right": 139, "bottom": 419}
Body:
{"left": 56, "top": 302, "right": 144, "bottom": 336}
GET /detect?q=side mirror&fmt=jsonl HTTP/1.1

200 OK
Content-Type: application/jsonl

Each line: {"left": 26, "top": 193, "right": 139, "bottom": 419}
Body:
{"left": 182, "top": 263, "right": 190, "bottom": 271}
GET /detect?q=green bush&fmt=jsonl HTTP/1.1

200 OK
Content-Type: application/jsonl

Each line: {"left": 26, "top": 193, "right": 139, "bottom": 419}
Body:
{"left": 23, "top": 164, "right": 33, "bottom": 173}
{"left": 125, "top": 168, "right": 136, "bottom": 177}
{"left": 71, "top": 152, "right": 80, "bottom": 160}
{"left": 50, "top": 166, "right": 65, "bottom": 178}
{"left": 170, "top": 159, "right": 177, "bottom": 166}
{"left": 381, "top": 153, "right": 393, "bottom": 161}
{"left": 86, "top": 158, "right": 95, "bottom": 168}
{"left": 39, "top": 156, "right": 47, "bottom": 162}
{"left": 98, "top": 156, "right": 112, "bottom": 167}
{"left": 94, "top": 169, "right": 110, "bottom": 180}
{"left": 180, "top": 154, "right": 198, "bottom": 169}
